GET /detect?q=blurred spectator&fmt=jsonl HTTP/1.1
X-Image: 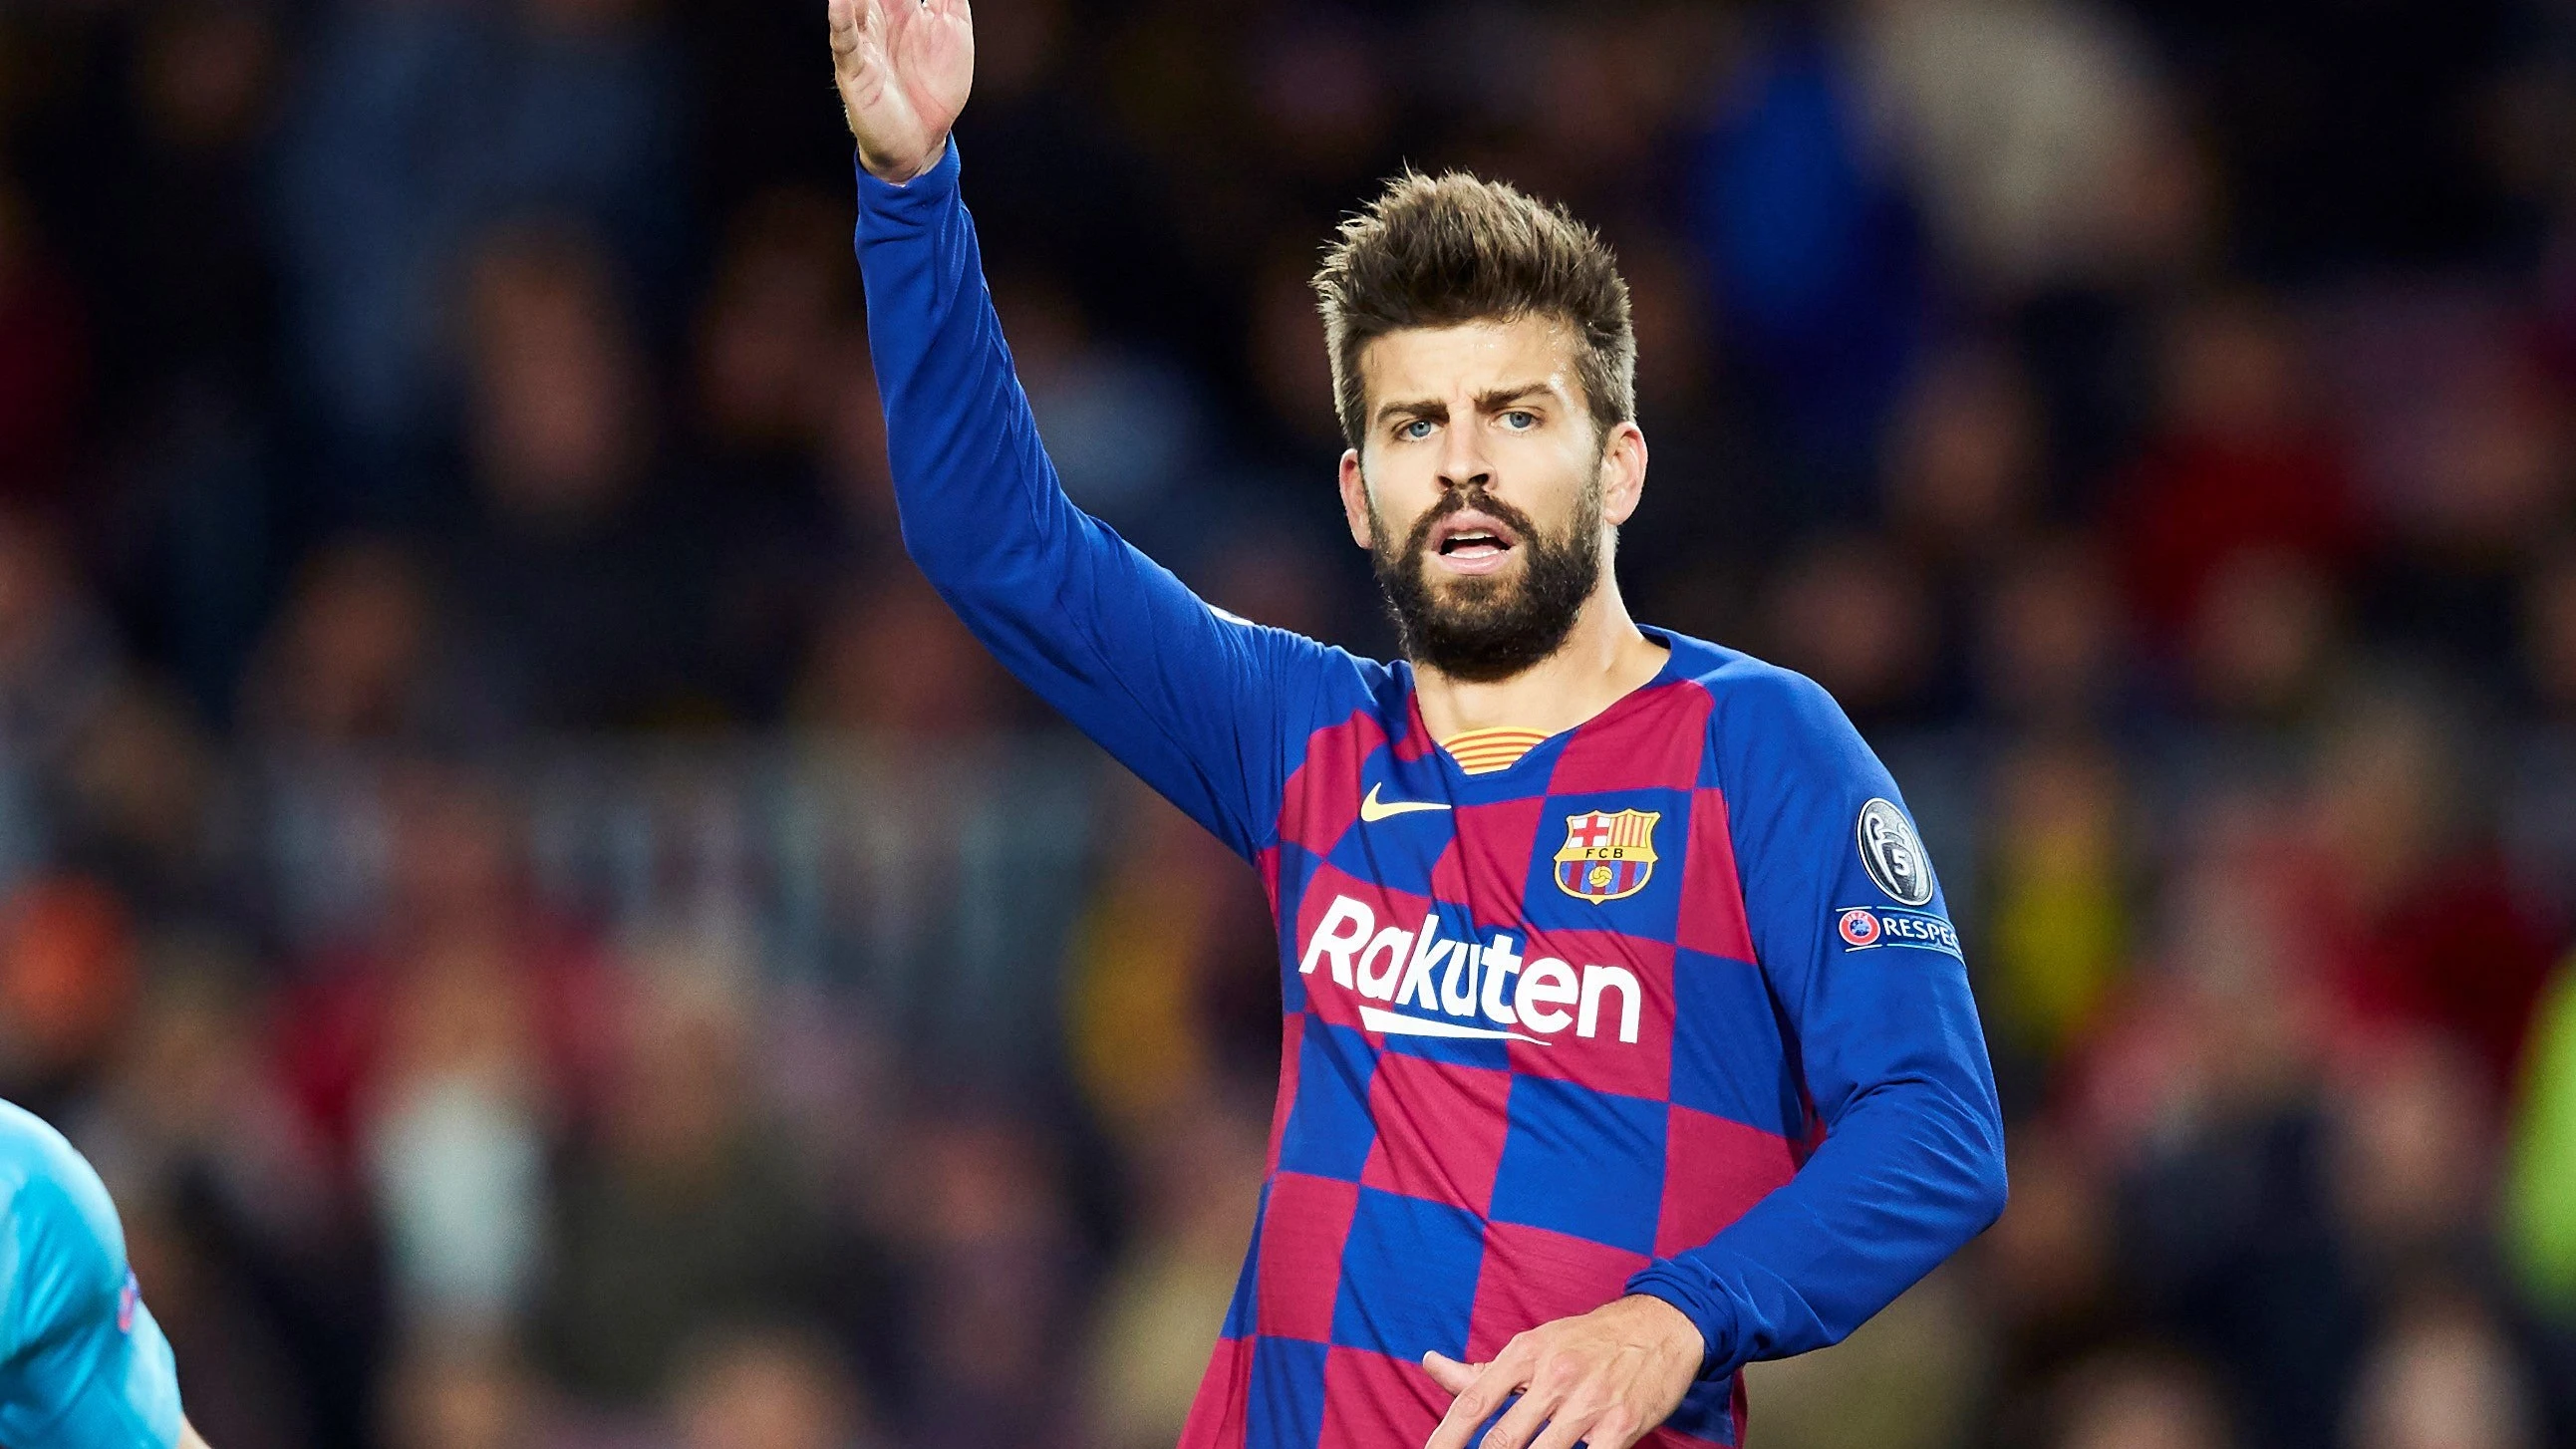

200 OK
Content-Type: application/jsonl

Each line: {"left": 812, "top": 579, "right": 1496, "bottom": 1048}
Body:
{"left": 2344, "top": 1292, "right": 2541, "bottom": 1449}
{"left": 666, "top": 1322, "right": 883, "bottom": 1449}
{"left": 2112, "top": 294, "right": 2360, "bottom": 662}
{"left": 1082, "top": 1101, "right": 1263, "bottom": 1449}
{"left": 0, "top": 182, "right": 90, "bottom": 504}
{"left": 1981, "top": 738, "right": 2132, "bottom": 1077}
{"left": 534, "top": 932, "right": 834, "bottom": 1410}
{"left": 238, "top": 539, "right": 484, "bottom": 748}
{"left": 1972, "top": 1131, "right": 2124, "bottom": 1439}
{"left": 1974, "top": 536, "right": 2128, "bottom": 730}
{"left": 2044, "top": 1345, "right": 2234, "bottom": 1449}
{"left": 274, "top": 765, "right": 613, "bottom": 1178}
{"left": 1886, "top": 346, "right": 2044, "bottom": 577}
{"left": 1763, "top": 532, "right": 1940, "bottom": 726}
{"left": 2328, "top": 1033, "right": 2496, "bottom": 1278}
{"left": 692, "top": 192, "right": 853, "bottom": 475}
{"left": 2524, "top": 543, "right": 2576, "bottom": 721}
{"left": 2319, "top": 295, "right": 2573, "bottom": 687}
{"left": 2059, "top": 810, "right": 2328, "bottom": 1168}
{"left": 270, "top": 0, "right": 681, "bottom": 505}
{"left": 2180, "top": 550, "right": 2347, "bottom": 728}
{"left": 0, "top": 509, "right": 122, "bottom": 767}
{"left": 1241, "top": 10, "right": 1396, "bottom": 195}
{"left": 449, "top": 225, "right": 708, "bottom": 730}
{"left": 992, "top": 268, "right": 1208, "bottom": 550}
{"left": 96, "top": 0, "right": 282, "bottom": 413}
{"left": 1855, "top": 0, "right": 2179, "bottom": 301}
{"left": 1686, "top": 19, "right": 1929, "bottom": 510}
{"left": 382, "top": 1337, "right": 542, "bottom": 1449}
{"left": 2502, "top": 544, "right": 2576, "bottom": 922}
{"left": 1736, "top": 1268, "right": 1987, "bottom": 1449}
{"left": 1064, "top": 779, "right": 1277, "bottom": 1135}
{"left": 53, "top": 680, "right": 223, "bottom": 920}
{"left": 363, "top": 932, "right": 552, "bottom": 1335}
{"left": 691, "top": 191, "right": 865, "bottom": 721}
{"left": 2288, "top": 690, "right": 2558, "bottom": 1097}
{"left": 793, "top": 576, "right": 1011, "bottom": 743}
{"left": 815, "top": 338, "right": 900, "bottom": 559}
{"left": 0, "top": 875, "right": 136, "bottom": 1117}
{"left": 880, "top": 1114, "right": 1082, "bottom": 1449}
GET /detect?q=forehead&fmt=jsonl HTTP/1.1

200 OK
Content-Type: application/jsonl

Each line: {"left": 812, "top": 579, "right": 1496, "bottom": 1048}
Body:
{"left": 1356, "top": 316, "right": 1579, "bottom": 405}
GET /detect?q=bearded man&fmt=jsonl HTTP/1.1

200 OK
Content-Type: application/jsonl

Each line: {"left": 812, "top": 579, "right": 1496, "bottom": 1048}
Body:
{"left": 829, "top": 4, "right": 2008, "bottom": 1446}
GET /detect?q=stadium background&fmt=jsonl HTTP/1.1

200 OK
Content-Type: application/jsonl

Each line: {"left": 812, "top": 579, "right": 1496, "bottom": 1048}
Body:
{"left": 2, "top": 0, "right": 2575, "bottom": 1445}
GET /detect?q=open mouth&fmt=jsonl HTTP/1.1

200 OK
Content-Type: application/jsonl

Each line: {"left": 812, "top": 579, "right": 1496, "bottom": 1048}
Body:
{"left": 1429, "top": 512, "right": 1521, "bottom": 573}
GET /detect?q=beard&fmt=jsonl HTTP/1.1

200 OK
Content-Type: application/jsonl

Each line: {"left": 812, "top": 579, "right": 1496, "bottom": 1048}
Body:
{"left": 1367, "top": 478, "right": 1603, "bottom": 683}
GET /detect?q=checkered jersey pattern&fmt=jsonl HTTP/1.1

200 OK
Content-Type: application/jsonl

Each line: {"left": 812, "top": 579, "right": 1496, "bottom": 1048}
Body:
{"left": 1178, "top": 642, "right": 1803, "bottom": 1449}
{"left": 856, "top": 142, "right": 2006, "bottom": 1449}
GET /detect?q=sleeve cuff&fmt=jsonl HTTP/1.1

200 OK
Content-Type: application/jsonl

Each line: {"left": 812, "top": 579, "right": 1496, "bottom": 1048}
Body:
{"left": 1624, "top": 1266, "right": 1738, "bottom": 1380}
{"left": 855, "top": 135, "right": 962, "bottom": 215}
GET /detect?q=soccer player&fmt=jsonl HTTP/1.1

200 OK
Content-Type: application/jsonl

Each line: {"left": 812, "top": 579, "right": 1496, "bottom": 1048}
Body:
{"left": 0, "top": 1099, "right": 208, "bottom": 1448}
{"left": 828, "top": 3, "right": 2008, "bottom": 1446}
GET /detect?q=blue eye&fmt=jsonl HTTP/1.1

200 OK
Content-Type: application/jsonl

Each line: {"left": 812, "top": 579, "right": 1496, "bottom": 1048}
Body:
{"left": 1503, "top": 411, "right": 1537, "bottom": 430}
{"left": 1400, "top": 420, "right": 1434, "bottom": 440}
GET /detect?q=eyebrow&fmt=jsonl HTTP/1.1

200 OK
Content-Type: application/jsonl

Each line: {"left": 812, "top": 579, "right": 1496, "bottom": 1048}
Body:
{"left": 1372, "top": 381, "right": 1561, "bottom": 428}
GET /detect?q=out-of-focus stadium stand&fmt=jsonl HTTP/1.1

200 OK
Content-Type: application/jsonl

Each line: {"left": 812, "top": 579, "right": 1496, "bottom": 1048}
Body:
{"left": 1, "top": 0, "right": 2574, "bottom": 1444}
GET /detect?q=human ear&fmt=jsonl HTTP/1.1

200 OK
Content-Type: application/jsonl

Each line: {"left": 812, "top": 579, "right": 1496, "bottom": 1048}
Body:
{"left": 1338, "top": 448, "right": 1374, "bottom": 550}
{"left": 1599, "top": 422, "right": 1648, "bottom": 528}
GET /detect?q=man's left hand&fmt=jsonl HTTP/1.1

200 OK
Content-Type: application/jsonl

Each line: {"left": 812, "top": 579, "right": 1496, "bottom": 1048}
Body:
{"left": 1420, "top": 1294, "right": 1705, "bottom": 1449}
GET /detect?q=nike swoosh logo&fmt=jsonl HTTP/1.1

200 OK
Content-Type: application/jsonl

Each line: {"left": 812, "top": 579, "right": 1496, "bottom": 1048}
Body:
{"left": 1359, "top": 783, "right": 1453, "bottom": 823}
{"left": 1359, "top": 1005, "right": 1549, "bottom": 1045}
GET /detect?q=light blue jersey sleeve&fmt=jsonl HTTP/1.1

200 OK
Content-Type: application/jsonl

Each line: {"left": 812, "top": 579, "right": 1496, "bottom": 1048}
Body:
{"left": 0, "top": 1102, "right": 184, "bottom": 1449}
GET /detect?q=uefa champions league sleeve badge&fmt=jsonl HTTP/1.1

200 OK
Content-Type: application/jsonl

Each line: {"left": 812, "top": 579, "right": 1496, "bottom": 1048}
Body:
{"left": 1856, "top": 798, "right": 1934, "bottom": 907}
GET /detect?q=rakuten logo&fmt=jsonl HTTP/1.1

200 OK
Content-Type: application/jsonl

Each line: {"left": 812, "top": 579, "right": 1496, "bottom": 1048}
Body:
{"left": 1296, "top": 894, "right": 1642, "bottom": 1045}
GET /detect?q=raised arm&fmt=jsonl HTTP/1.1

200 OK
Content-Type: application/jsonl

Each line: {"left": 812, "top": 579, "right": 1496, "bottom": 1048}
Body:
{"left": 830, "top": 0, "right": 1372, "bottom": 858}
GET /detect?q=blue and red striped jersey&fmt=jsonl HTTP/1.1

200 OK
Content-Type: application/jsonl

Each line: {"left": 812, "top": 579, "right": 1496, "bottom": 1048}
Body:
{"left": 856, "top": 142, "right": 2007, "bottom": 1449}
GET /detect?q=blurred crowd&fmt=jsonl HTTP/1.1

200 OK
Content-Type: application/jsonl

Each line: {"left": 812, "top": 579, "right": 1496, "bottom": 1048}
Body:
{"left": 3, "top": 0, "right": 2576, "bottom": 1445}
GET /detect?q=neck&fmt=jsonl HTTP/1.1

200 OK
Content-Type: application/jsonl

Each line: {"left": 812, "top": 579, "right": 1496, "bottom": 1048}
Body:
{"left": 1410, "top": 580, "right": 1668, "bottom": 740}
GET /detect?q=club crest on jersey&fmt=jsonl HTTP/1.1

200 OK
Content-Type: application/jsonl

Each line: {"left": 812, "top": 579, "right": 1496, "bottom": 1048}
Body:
{"left": 1553, "top": 809, "right": 1660, "bottom": 902}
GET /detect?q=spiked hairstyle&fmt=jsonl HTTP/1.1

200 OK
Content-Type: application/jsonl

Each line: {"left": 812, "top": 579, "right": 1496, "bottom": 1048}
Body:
{"left": 1312, "top": 169, "right": 1636, "bottom": 451}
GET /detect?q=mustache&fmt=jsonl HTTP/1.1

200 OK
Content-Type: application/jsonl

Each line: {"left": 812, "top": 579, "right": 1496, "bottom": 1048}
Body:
{"left": 1400, "top": 488, "right": 1542, "bottom": 556}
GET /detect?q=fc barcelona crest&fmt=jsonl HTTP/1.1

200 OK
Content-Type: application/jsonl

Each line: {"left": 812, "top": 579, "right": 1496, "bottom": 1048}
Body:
{"left": 1553, "top": 809, "right": 1661, "bottom": 903}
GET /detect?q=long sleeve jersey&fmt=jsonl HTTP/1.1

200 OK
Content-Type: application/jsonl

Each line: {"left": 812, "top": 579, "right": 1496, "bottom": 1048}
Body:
{"left": 855, "top": 140, "right": 2007, "bottom": 1449}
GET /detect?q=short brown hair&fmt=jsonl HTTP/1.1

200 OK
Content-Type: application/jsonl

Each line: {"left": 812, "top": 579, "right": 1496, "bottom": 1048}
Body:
{"left": 1312, "top": 168, "right": 1635, "bottom": 450}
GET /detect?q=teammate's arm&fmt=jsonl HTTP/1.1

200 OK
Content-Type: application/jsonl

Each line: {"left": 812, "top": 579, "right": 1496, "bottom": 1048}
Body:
{"left": 829, "top": 0, "right": 1368, "bottom": 858}
{"left": 0, "top": 1108, "right": 197, "bottom": 1449}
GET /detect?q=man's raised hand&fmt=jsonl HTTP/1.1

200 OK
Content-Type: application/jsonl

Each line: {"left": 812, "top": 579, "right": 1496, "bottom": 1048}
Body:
{"left": 1420, "top": 1295, "right": 1705, "bottom": 1449}
{"left": 829, "top": 0, "right": 973, "bottom": 184}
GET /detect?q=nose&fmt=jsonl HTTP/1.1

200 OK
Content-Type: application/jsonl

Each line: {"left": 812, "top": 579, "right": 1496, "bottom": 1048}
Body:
{"left": 1436, "top": 421, "right": 1492, "bottom": 494}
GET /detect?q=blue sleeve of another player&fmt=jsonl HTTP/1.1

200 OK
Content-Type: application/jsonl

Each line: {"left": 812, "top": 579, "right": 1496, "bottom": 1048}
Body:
{"left": 853, "top": 141, "right": 1370, "bottom": 859}
{"left": 1626, "top": 668, "right": 2006, "bottom": 1376}
{"left": 0, "top": 1124, "right": 183, "bottom": 1449}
